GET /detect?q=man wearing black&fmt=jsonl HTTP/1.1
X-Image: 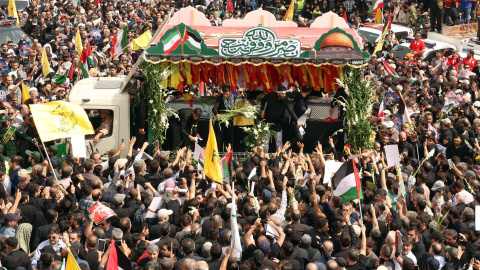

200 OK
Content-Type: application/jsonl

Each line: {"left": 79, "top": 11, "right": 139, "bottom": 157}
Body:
{"left": 261, "top": 86, "right": 299, "bottom": 153}
{"left": 212, "top": 85, "right": 235, "bottom": 150}
{"left": 170, "top": 108, "right": 202, "bottom": 150}
{"left": 1, "top": 237, "right": 31, "bottom": 270}
{"left": 291, "top": 85, "right": 312, "bottom": 148}
{"left": 128, "top": 77, "right": 148, "bottom": 149}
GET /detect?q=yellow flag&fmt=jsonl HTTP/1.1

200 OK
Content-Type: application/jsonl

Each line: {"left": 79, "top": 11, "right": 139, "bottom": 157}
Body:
{"left": 75, "top": 30, "right": 83, "bottom": 56}
{"left": 132, "top": 30, "right": 152, "bottom": 50}
{"left": 21, "top": 83, "right": 30, "bottom": 103}
{"left": 283, "top": 0, "right": 294, "bottom": 21}
{"left": 65, "top": 249, "right": 80, "bottom": 270}
{"left": 374, "top": 9, "right": 382, "bottom": 24}
{"left": 29, "top": 101, "right": 94, "bottom": 142}
{"left": 204, "top": 120, "right": 222, "bottom": 183}
{"left": 7, "top": 0, "right": 18, "bottom": 25}
{"left": 41, "top": 49, "right": 50, "bottom": 77}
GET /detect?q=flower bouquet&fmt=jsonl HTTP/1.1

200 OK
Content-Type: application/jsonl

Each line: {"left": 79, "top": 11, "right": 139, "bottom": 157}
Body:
{"left": 241, "top": 121, "right": 277, "bottom": 152}
{"left": 213, "top": 104, "right": 260, "bottom": 128}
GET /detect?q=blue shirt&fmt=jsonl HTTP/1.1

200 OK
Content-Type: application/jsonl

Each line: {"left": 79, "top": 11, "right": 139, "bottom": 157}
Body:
{"left": 246, "top": 1, "right": 258, "bottom": 11}
{"left": 0, "top": 226, "right": 15, "bottom": 236}
{"left": 461, "top": 0, "right": 472, "bottom": 9}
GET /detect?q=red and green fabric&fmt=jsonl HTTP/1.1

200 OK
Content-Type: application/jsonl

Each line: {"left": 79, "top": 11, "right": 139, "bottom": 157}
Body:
{"left": 332, "top": 159, "right": 362, "bottom": 203}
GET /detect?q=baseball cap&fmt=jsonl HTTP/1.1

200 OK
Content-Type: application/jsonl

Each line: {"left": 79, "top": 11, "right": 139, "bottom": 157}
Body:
{"left": 258, "top": 239, "right": 270, "bottom": 254}
{"left": 157, "top": 209, "right": 173, "bottom": 219}
{"left": 48, "top": 145, "right": 58, "bottom": 154}
{"left": 441, "top": 118, "right": 451, "bottom": 126}
{"left": 25, "top": 150, "right": 42, "bottom": 162}
{"left": 114, "top": 158, "right": 128, "bottom": 169}
{"left": 427, "top": 257, "right": 440, "bottom": 270}
{"left": 112, "top": 193, "right": 126, "bottom": 205}
{"left": 4, "top": 213, "right": 22, "bottom": 222}
{"left": 4, "top": 237, "right": 18, "bottom": 247}
{"left": 253, "top": 249, "right": 265, "bottom": 266}
{"left": 445, "top": 246, "right": 458, "bottom": 259}
{"left": 461, "top": 170, "right": 475, "bottom": 178}
{"left": 105, "top": 149, "right": 118, "bottom": 156}
{"left": 431, "top": 180, "right": 445, "bottom": 191}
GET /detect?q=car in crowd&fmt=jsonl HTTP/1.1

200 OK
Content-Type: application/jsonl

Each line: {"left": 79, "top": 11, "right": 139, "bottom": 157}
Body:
{"left": 357, "top": 23, "right": 414, "bottom": 47}
{"left": 0, "top": 19, "right": 32, "bottom": 46}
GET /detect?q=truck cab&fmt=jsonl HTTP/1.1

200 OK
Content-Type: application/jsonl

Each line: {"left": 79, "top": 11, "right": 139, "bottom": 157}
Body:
{"left": 67, "top": 76, "right": 130, "bottom": 157}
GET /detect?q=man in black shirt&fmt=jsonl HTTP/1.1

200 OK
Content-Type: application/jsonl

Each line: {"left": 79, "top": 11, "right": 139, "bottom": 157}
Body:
{"left": 170, "top": 108, "right": 202, "bottom": 150}
{"left": 212, "top": 86, "right": 235, "bottom": 150}
{"left": 260, "top": 86, "right": 299, "bottom": 153}
{"left": 2, "top": 237, "right": 31, "bottom": 270}
{"left": 291, "top": 85, "right": 312, "bottom": 148}
{"left": 346, "top": 225, "right": 366, "bottom": 270}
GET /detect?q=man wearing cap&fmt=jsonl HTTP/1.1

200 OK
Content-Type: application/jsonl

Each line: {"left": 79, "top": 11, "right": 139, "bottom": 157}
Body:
{"left": 150, "top": 208, "right": 176, "bottom": 240}
{"left": 0, "top": 114, "right": 34, "bottom": 158}
{"left": 0, "top": 213, "right": 22, "bottom": 236}
{"left": 260, "top": 86, "right": 299, "bottom": 153}
{"left": 112, "top": 190, "right": 140, "bottom": 223}
{"left": 2, "top": 236, "right": 31, "bottom": 270}
{"left": 25, "top": 150, "right": 42, "bottom": 170}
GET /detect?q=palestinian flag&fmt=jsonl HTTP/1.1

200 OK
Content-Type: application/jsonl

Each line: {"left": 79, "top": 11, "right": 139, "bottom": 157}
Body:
{"left": 227, "top": 0, "right": 234, "bottom": 12}
{"left": 86, "top": 41, "right": 94, "bottom": 67}
{"left": 398, "top": 95, "right": 411, "bottom": 125}
{"left": 184, "top": 30, "right": 202, "bottom": 53}
{"left": 332, "top": 159, "right": 362, "bottom": 203}
{"left": 382, "top": 59, "right": 398, "bottom": 78}
{"left": 198, "top": 153, "right": 204, "bottom": 171}
{"left": 163, "top": 28, "right": 183, "bottom": 54}
{"left": 110, "top": 26, "right": 128, "bottom": 56}
{"left": 106, "top": 241, "right": 133, "bottom": 270}
{"left": 68, "top": 61, "right": 77, "bottom": 80}
{"left": 220, "top": 150, "right": 233, "bottom": 184}
{"left": 369, "top": 0, "right": 384, "bottom": 14}
{"left": 79, "top": 47, "right": 89, "bottom": 78}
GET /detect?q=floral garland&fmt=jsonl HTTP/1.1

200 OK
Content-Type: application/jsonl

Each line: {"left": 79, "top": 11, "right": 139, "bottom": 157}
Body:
{"left": 335, "top": 66, "right": 376, "bottom": 150}
{"left": 241, "top": 121, "right": 277, "bottom": 152}
{"left": 144, "top": 63, "right": 178, "bottom": 147}
{"left": 213, "top": 104, "right": 260, "bottom": 127}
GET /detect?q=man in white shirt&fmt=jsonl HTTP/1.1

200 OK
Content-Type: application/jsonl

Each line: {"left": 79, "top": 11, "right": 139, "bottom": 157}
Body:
{"left": 395, "top": 237, "right": 417, "bottom": 270}
{"left": 32, "top": 226, "right": 67, "bottom": 270}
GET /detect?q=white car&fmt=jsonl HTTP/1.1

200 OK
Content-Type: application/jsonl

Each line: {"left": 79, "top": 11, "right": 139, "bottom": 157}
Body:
{"left": 357, "top": 23, "right": 414, "bottom": 46}
{"left": 392, "top": 36, "right": 457, "bottom": 60}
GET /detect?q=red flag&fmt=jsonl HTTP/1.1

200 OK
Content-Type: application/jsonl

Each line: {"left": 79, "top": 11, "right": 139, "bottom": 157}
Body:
{"left": 106, "top": 241, "right": 133, "bottom": 270}
{"left": 343, "top": 11, "right": 348, "bottom": 23}
{"left": 68, "top": 62, "right": 76, "bottom": 80}
{"left": 198, "top": 81, "right": 204, "bottom": 96}
{"left": 227, "top": 0, "right": 234, "bottom": 12}
{"left": 381, "top": 59, "right": 398, "bottom": 78}
{"left": 95, "top": 0, "right": 100, "bottom": 6}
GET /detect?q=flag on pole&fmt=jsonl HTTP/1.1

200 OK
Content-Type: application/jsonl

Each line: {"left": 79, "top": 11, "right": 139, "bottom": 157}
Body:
{"left": 369, "top": 0, "right": 384, "bottom": 14}
{"left": 374, "top": 8, "right": 383, "bottom": 24}
{"left": 373, "top": 11, "right": 392, "bottom": 55}
{"left": 332, "top": 159, "right": 362, "bottom": 203}
{"left": 162, "top": 28, "right": 183, "bottom": 54}
{"left": 106, "top": 241, "right": 133, "bottom": 270}
{"left": 204, "top": 120, "right": 223, "bottom": 183}
{"left": 86, "top": 41, "right": 94, "bottom": 67}
{"left": 61, "top": 249, "right": 80, "bottom": 270}
{"left": 377, "top": 96, "right": 385, "bottom": 120}
{"left": 183, "top": 30, "right": 202, "bottom": 54}
{"left": 382, "top": 59, "right": 398, "bottom": 78}
{"left": 41, "top": 48, "right": 50, "bottom": 77}
{"left": 220, "top": 150, "right": 233, "bottom": 184}
{"left": 230, "top": 182, "right": 242, "bottom": 259}
{"left": 79, "top": 47, "right": 89, "bottom": 78}
{"left": 283, "top": 0, "right": 294, "bottom": 21}
{"left": 7, "top": 0, "right": 18, "bottom": 25}
{"left": 29, "top": 101, "right": 94, "bottom": 142}
{"left": 75, "top": 30, "right": 83, "bottom": 57}
{"left": 21, "top": 83, "right": 30, "bottom": 103}
{"left": 398, "top": 95, "right": 411, "bottom": 125}
{"left": 227, "top": 0, "right": 234, "bottom": 12}
{"left": 132, "top": 30, "right": 152, "bottom": 50}
{"left": 110, "top": 26, "right": 129, "bottom": 56}
{"left": 343, "top": 11, "right": 348, "bottom": 23}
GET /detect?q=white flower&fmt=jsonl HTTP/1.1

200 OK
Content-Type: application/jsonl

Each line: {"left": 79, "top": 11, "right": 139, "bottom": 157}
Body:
{"left": 149, "top": 100, "right": 154, "bottom": 104}
{"left": 253, "top": 130, "right": 258, "bottom": 135}
{"left": 264, "top": 127, "right": 268, "bottom": 131}
{"left": 153, "top": 109, "right": 158, "bottom": 114}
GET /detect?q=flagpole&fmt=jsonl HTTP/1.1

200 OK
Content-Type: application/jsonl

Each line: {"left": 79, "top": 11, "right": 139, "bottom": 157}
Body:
{"left": 40, "top": 140, "right": 60, "bottom": 184}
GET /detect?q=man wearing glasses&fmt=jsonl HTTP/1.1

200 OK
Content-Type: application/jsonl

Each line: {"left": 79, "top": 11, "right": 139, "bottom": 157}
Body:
{"left": 31, "top": 227, "right": 67, "bottom": 269}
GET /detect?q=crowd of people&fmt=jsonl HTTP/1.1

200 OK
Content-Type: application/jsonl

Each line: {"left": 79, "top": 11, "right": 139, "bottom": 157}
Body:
{"left": 0, "top": 0, "right": 479, "bottom": 270}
